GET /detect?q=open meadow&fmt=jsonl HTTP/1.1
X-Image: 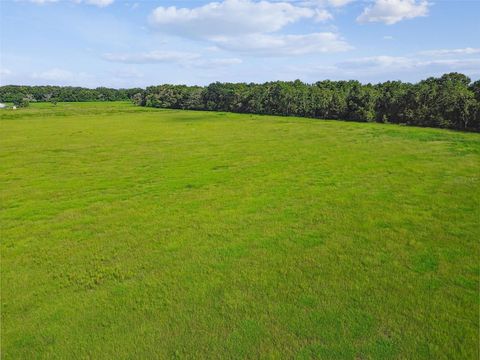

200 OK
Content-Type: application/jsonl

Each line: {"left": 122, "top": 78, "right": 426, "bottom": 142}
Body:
{"left": 1, "top": 102, "right": 479, "bottom": 359}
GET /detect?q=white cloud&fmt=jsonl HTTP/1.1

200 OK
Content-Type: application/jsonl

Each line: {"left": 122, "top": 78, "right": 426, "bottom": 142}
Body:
{"left": 327, "top": 0, "right": 355, "bottom": 6}
{"left": 383, "top": 35, "right": 393, "bottom": 40}
{"left": 83, "top": 0, "right": 114, "bottom": 7}
{"left": 357, "top": 0, "right": 430, "bottom": 25}
{"left": 102, "top": 51, "right": 242, "bottom": 69}
{"left": 149, "top": 0, "right": 314, "bottom": 39}
{"left": 336, "top": 55, "right": 480, "bottom": 73}
{"left": 314, "top": 9, "right": 333, "bottom": 22}
{"left": 32, "top": 68, "right": 93, "bottom": 83}
{"left": 188, "top": 58, "right": 243, "bottom": 69}
{"left": 27, "top": 0, "right": 114, "bottom": 6}
{"left": 214, "top": 32, "right": 351, "bottom": 56}
{"left": 286, "top": 0, "right": 355, "bottom": 7}
{"left": 338, "top": 55, "right": 413, "bottom": 69}
{"left": 333, "top": 49, "right": 480, "bottom": 76}
{"left": 205, "top": 46, "right": 221, "bottom": 52}
{"left": 420, "top": 58, "right": 480, "bottom": 71}
{"left": 148, "top": 0, "right": 348, "bottom": 56}
{"left": 102, "top": 51, "right": 201, "bottom": 64}
{"left": 418, "top": 48, "right": 480, "bottom": 57}
{"left": 288, "top": 54, "right": 480, "bottom": 82}
{"left": 28, "top": 0, "right": 58, "bottom": 3}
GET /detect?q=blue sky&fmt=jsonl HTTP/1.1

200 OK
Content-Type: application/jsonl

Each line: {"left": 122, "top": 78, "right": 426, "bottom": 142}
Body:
{"left": 1, "top": 0, "right": 479, "bottom": 88}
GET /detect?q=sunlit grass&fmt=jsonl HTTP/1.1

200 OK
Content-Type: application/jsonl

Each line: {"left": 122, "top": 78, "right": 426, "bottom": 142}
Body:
{"left": 1, "top": 102, "right": 479, "bottom": 359}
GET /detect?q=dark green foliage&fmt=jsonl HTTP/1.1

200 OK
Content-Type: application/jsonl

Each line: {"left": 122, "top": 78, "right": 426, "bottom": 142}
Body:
{"left": 345, "top": 82, "right": 377, "bottom": 122}
{"left": 12, "top": 96, "right": 29, "bottom": 108}
{"left": 470, "top": 80, "right": 480, "bottom": 129}
{"left": 136, "top": 73, "right": 479, "bottom": 131}
{"left": 0, "top": 85, "right": 142, "bottom": 103}
{"left": 131, "top": 92, "right": 145, "bottom": 106}
{"left": 144, "top": 84, "right": 204, "bottom": 110}
{"left": 374, "top": 81, "right": 411, "bottom": 124}
{"left": 399, "top": 74, "right": 476, "bottom": 129}
{"left": 1, "top": 73, "right": 478, "bottom": 130}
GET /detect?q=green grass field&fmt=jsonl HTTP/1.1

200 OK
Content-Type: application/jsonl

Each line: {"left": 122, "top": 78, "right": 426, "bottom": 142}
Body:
{"left": 1, "top": 102, "right": 479, "bottom": 359}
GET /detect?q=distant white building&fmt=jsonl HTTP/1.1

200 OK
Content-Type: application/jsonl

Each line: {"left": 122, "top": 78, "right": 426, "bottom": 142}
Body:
{"left": 0, "top": 103, "right": 5, "bottom": 109}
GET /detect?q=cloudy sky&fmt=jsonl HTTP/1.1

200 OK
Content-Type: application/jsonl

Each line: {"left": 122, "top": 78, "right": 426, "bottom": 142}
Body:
{"left": 0, "top": 0, "right": 479, "bottom": 88}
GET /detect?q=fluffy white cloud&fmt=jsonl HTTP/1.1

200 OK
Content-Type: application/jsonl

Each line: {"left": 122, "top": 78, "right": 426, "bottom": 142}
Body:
{"left": 357, "top": 0, "right": 429, "bottom": 25}
{"left": 149, "top": 0, "right": 314, "bottom": 38}
{"left": 214, "top": 32, "right": 351, "bottom": 56}
{"left": 148, "top": 0, "right": 349, "bottom": 56}
{"left": 102, "top": 51, "right": 242, "bottom": 68}
{"left": 418, "top": 48, "right": 480, "bottom": 57}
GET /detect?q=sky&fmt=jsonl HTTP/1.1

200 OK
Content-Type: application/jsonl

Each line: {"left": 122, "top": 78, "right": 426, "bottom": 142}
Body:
{"left": 0, "top": 0, "right": 479, "bottom": 88}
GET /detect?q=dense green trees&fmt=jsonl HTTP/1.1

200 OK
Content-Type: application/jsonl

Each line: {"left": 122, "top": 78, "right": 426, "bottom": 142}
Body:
{"left": 12, "top": 96, "right": 29, "bottom": 108}
{"left": 1, "top": 73, "right": 478, "bottom": 130}
{"left": 143, "top": 85, "right": 204, "bottom": 110}
{"left": 470, "top": 80, "right": 480, "bottom": 129}
{"left": 397, "top": 74, "right": 475, "bottom": 129}
{"left": 137, "top": 73, "right": 479, "bottom": 131}
{"left": 0, "top": 85, "right": 142, "bottom": 103}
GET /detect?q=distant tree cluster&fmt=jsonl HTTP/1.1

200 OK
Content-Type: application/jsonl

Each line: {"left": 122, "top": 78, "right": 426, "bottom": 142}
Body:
{"left": 1, "top": 73, "right": 479, "bottom": 131}
{"left": 0, "top": 85, "right": 142, "bottom": 104}
{"left": 137, "top": 73, "right": 479, "bottom": 131}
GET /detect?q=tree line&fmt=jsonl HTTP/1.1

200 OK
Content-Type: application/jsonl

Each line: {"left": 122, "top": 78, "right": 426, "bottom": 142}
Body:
{"left": 136, "top": 73, "right": 479, "bottom": 131}
{"left": 0, "top": 85, "right": 142, "bottom": 106}
{"left": 1, "top": 73, "right": 479, "bottom": 131}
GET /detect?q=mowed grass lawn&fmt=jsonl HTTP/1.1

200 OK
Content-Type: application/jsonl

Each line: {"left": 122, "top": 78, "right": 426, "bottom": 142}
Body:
{"left": 1, "top": 102, "right": 479, "bottom": 359}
